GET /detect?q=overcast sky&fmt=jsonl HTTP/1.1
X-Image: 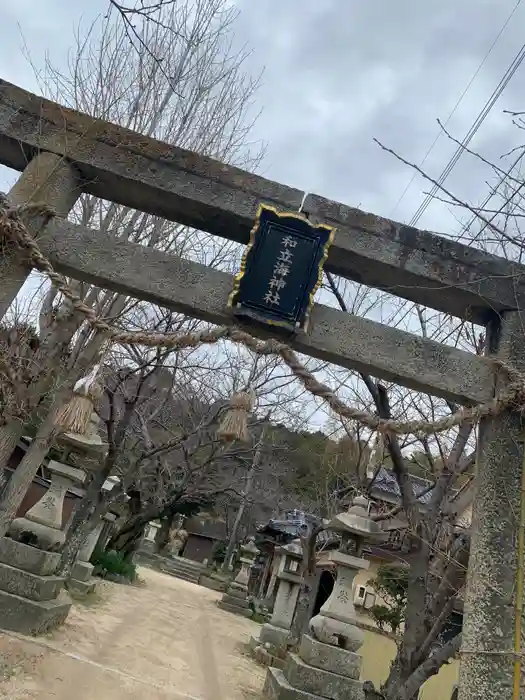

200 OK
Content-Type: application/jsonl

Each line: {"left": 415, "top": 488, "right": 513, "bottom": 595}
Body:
{"left": 1, "top": 0, "right": 525, "bottom": 238}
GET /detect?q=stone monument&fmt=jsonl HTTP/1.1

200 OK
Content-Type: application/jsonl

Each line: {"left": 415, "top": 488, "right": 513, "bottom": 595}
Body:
{"left": 0, "top": 411, "right": 107, "bottom": 634}
{"left": 68, "top": 476, "right": 120, "bottom": 595}
{"left": 250, "top": 539, "right": 303, "bottom": 665}
{"left": 264, "top": 496, "right": 381, "bottom": 700}
{"left": 218, "top": 536, "right": 259, "bottom": 617}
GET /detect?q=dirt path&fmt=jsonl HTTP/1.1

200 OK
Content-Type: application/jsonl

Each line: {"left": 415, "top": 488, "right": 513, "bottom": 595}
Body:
{"left": 0, "top": 567, "right": 266, "bottom": 700}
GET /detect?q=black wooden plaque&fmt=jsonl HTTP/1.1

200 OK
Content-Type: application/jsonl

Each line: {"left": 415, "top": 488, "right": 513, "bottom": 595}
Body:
{"left": 228, "top": 204, "right": 335, "bottom": 333}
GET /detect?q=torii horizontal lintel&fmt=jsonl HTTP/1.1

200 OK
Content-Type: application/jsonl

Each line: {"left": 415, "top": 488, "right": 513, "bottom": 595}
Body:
{"left": 0, "top": 78, "right": 524, "bottom": 324}
{"left": 33, "top": 216, "right": 497, "bottom": 406}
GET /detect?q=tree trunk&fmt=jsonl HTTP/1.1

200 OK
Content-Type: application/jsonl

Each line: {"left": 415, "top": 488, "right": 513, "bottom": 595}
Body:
{"left": 289, "top": 571, "right": 317, "bottom": 646}
{"left": 0, "top": 423, "right": 22, "bottom": 474}
{"left": 56, "top": 457, "right": 113, "bottom": 575}
{"left": 106, "top": 512, "right": 153, "bottom": 561}
{"left": 0, "top": 415, "right": 60, "bottom": 535}
{"left": 155, "top": 513, "right": 174, "bottom": 554}
{"left": 221, "top": 429, "right": 264, "bottom": 572}
{"left": 58, "top": 515, "right": 100, "bottom": 577}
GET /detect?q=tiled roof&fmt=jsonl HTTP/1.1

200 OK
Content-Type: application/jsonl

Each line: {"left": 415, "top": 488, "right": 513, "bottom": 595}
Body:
{"left": 371, "top": 467, "right": 434, "bottom": 505}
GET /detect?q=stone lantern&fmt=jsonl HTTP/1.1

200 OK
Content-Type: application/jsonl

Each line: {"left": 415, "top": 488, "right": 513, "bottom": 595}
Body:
{"left": 264, "top": 496, "right": 381, "bottom": 700}
{"left": 219, "top": 536, "right": 259, "bottom": 617}
{"left": 250, "top": 538, "right": 303, "bottom": 659}
{"left": 0, "top": 412, "right": 108, "bottom": 634}
{"left": 142, "top": 521, "right": 162, "bottom": 554}
{"left": 9, "top": 460, "right": 86, "bottom": 551}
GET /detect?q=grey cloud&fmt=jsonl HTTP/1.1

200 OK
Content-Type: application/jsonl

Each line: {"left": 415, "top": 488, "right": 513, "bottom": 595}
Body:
{"left": 1, "top": 0, "right": 525, "bottom": 240}
{"left": 233, "top": 0, "right": 525, "bottom": 233}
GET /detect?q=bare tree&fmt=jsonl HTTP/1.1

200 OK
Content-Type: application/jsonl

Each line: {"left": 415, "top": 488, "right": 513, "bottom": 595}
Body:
{"left": 0, "top": 0, "right": 265, "bottom": 530}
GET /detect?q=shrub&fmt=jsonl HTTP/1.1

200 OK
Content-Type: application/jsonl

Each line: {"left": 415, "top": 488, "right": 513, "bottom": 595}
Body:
{"left": 211, "top": 540, "right": 228, "bottom": 564}
{"left": 91, "top": 549, "right": 137, "bottom": 583}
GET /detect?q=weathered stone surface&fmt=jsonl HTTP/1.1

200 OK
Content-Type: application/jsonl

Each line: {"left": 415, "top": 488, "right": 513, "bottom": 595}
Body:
{"left": 32, "top": 218, "right": 496, "bottom": 406}
{"left": 0, "top": 537, "right": 60, "bottom": 576}
{"left": 0, "top": 561, "right": 64, "bottom": 602}
{"left": 227, "top": 586, "right": 249, "bottom": 600}
{"left": 221, "top": 593, "right": 250, "bottom": 609}
{"left": 459, "top": 310, "right": 525, "bottom": 700}
{"left": 1, "top": 151, "right": 81, "bottom": 319}
{"left": 9, "top": 516, "right": 66, "bottom": 551}
{"left": 67, "top": 578, "right": 96, "bottom": 596}
{"left": 264, "top": 667, "right": 321, "bottom": 700}
{"left": 252, "top": 643, "right": 286, "bottom": 670}
{"left": 299, "top": 635, "right": 361, "bottom": 680}
{"left": 70, "top": 561, "right": 94, "bottom": 583}
{"left": 285, "top": 653, "right": 363, "bottom": 700}
{"left": 1, "top": 79, "right": 523, "bottom": 322}
{"left": 259, "top": 622, "right": 289, "bottom": 648}
{"left": 0, "top": 588, "right": 71, "bottom": 635}
{"left": 217, "top": 600, "right": 252, "bottom": 618}
{"left": 199, "top": 575, "right": 227, "bottom": 592}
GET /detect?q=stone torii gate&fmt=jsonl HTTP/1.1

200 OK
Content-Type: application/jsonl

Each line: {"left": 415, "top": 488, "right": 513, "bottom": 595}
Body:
{"left": 0, "top": 78, "right": 524, "bottom": 700}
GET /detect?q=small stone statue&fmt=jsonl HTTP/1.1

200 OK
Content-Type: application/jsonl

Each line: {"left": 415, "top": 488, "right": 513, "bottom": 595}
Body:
{"left": 166, "top": 526, "right": 188, "bottom": 557}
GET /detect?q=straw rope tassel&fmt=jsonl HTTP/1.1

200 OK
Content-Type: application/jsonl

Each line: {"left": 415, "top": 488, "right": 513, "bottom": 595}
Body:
{"left": 217, "top": 389, "right": 255, "bottom": 442}
{"left": 55, "top": 365, "right": 103, "bottom": 435}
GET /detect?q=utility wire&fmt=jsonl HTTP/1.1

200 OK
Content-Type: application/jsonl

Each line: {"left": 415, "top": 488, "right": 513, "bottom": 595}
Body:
{"left": 409, "top": 38, "right": 525, "bottom": 228}
{"left": 389, "top": 0, "right": 523, "bottom": 221}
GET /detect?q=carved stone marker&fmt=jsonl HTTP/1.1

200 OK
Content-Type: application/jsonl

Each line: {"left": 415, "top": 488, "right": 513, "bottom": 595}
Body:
{"left": 10, "top": 461, "right": 85, "bottom": 551}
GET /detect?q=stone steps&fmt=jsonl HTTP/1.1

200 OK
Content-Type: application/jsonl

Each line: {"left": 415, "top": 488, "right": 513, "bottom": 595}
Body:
{"left": 160, "top": 556, "right": 203, "bottom": 584}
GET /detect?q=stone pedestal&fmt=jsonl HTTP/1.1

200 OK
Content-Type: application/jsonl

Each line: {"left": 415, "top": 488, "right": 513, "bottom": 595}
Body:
{"left": 218, "top": 537, "right": 259, "bottom": 618}
{"left": 265, "top": 634, "right": 364, "bottom": 700}
{"left": 0, "top": 536, "right": 71, "bottom": 635}
{"left": 97, "top": 512, "right": 117, "bottom": 551}
{"left": 68, "top": 478, "right": 121, "bottom": 596}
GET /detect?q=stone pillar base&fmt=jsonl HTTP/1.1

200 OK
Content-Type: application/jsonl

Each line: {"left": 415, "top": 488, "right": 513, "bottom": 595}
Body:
{"left": 250, "top": 622, "right": 289, "bottom": 652}
{"left": 217, "top": 598, "right": 253, "bottom": 618}
{"left": 67, "top": 561, "right": 97, "bottom": 596}
{"left": 263, "top": 634, "right": 364, "bottom": 700}
{"left": 250, "top": 623, "right": 290, "bottom": 669}
{"left": 218, "top": 583, "right": 252, "bottom": 618}
{"left": 0, "top": 537, "right": 71, "bottom": 635}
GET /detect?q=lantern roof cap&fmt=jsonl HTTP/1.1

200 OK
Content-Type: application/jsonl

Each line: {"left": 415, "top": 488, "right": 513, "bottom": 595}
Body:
{"left": 242, "top": 537, "right": 259, "bottom": 555}
{"left": 327, "top": 496, "right": 382, "bottom": 539}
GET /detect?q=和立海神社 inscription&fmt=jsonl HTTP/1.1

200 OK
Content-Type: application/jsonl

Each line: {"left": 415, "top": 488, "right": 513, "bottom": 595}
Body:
{"left": 228, "top": 204, "right": 335, "bottom": 333}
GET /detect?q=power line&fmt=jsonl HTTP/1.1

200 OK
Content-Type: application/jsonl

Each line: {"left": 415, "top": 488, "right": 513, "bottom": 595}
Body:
{"left": 389, "top": 0, "right": 523, "bottom": 221}
{"left": 409, "top": 38, "right": 525, "bottom": 228}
